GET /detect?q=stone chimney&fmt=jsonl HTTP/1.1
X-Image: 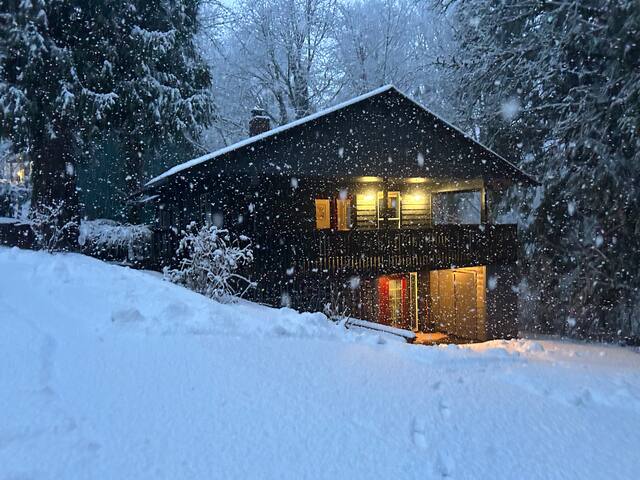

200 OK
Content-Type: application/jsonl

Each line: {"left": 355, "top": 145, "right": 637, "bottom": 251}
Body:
{"left": 249, "top": 108, "right": 271, "bottom": 137}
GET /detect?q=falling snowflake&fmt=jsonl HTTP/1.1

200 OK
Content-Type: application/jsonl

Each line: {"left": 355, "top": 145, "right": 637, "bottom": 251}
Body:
{"left": 500, "top": 98, "right": 521, "bottom": 121}
{"left": 595, "top": 235, "right": 603, "bottom": 247}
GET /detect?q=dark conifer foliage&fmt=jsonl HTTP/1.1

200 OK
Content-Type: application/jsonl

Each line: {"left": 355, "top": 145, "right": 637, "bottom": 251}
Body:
{"left": 110, "top": 0, "right": 214, "bottom": 221}
{"left": 447, "top": 0, "right": 640, "bottom": 338}
{"left": 0, "top": 0, "right": 214, "bottom": 229}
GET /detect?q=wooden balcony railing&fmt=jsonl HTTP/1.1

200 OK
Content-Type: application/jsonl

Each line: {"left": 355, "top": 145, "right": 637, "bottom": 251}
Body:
{"left": 295, "top": 224, "right": 518, "bottom": 275}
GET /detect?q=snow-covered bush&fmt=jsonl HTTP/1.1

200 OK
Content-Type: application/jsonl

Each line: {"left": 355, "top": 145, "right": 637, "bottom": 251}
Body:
{"left": 78, "top": 219, "right": 152, "bottom": 263}
{"left": 0, "top": 181, "right": 30, "bottom": 219}
{"left": 163, "top": 222, "right": 254, "bottom": 302}
{"left": 28, "top": 201, "right": 78, "bottom": 252}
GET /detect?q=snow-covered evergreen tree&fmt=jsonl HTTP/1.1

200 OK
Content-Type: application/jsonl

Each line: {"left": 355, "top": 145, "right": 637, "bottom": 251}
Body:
{"left": 0, "top": 1, "right": 86, "bottom": 246}
{"left": 0, "top": 1, "right": 214, "bottom": 231}
{"left": 446, "top": 0, "right": 640, "bottom": 338}
{"left": 109, "top": 0, "right": 215, "bottom": 221}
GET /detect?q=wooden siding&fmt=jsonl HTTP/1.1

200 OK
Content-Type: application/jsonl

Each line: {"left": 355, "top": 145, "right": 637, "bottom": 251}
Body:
{"left": 354, "top": 193, "right": 377, "bottom": 229}
{"left": 401, "top": 192, "right": 431, "bottom": 228}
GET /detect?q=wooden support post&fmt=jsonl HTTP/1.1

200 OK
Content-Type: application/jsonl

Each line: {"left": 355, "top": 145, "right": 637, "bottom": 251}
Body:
{"left": 480, "top": 186, "right": 488, "bottom": 224}
{"left": 382, "top": 177, "right": 389, "bottom": 230}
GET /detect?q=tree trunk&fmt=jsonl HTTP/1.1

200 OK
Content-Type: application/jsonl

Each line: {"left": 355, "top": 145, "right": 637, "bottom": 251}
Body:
{"left": 30, "top": 126, "right": 80, "bottom": 250}
{"left": 124, "top": 137, "right": 145, "bottom": 224}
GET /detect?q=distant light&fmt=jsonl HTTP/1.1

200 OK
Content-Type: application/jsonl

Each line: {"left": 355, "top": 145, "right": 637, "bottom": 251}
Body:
{"left": 407, "top": 177, "right": 427, "bottom": 184}
{"left": 358, "top": 176, "right": 383, "bottom": 183}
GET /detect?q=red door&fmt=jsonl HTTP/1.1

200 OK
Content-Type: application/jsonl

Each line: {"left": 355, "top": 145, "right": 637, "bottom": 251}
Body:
{"left": 378, "top": 275, "right": 410, "bottom": 329}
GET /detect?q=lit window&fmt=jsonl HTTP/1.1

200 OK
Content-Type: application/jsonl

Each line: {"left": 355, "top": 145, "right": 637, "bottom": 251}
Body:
{"left": 388, "top": 278, "right": 403, "bottom": 324}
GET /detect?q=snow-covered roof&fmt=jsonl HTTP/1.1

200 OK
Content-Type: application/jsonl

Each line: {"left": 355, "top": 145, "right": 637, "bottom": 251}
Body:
{"left": 145, "top": 85, "right": 536, "bottom": 189}
{"left": 134, "top": 194, "right": 160, "bottom": 205}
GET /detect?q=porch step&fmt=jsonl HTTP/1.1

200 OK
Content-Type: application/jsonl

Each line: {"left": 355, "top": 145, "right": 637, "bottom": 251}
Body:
{"left": 413, "top": 332, "right": 451, "bottom": 345}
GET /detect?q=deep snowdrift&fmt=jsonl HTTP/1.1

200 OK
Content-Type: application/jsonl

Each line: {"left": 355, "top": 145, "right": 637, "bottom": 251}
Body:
{"left": 1, "top": 247, "right": 639, "bottom": 479}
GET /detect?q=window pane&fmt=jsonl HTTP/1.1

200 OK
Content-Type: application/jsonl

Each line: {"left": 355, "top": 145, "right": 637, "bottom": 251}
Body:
{"left": 432, "top": 191, "right": 481, "bottom": 224}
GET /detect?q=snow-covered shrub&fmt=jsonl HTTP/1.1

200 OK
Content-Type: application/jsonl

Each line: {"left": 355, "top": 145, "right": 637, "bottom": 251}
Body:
{"left": 0, "top": 181, "right": 30, "bottom": 219}
{"left": 28, "top": 201, "right": 78, "bottom": 252}
{"left": 163, "top": 222, "right": 254, "bottom": 301}
{"left": 79, "top": 219, "right": 151, "bottom": 262}
{"left": 323, "top": 286, "right": 356, "bottom": 325}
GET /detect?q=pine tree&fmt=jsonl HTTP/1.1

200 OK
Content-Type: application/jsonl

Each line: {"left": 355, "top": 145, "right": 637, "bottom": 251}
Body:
{"left": 109, "top": 0, "right": 215, "bottom": 222}
{"left": 447, "top": 0, "right": 640, "bottom": 338}
{"left": 0, "top": 1, "right": 88, "bottom": 245}
{"left": 0, "top": 0, "right": 214, "bottom": 231}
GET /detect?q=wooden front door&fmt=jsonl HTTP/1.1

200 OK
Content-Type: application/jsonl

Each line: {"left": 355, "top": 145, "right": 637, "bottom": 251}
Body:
{"left": 429, "top": 268, "right": 479, "bottom": 339}
{"left": 452, "top": 270, "right": 478, "bottom": 339}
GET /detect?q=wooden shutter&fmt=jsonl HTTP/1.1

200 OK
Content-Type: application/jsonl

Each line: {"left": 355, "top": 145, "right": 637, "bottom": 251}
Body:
{"left": 315, "top": 199, "right": 331, "bottom": 229}
{"left": 336, "top": 198, "right": 351, "bottom": 231}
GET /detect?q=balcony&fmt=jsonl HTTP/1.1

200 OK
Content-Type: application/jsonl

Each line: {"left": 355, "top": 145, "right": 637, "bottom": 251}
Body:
{"left": 295, "top": 224, "right": 518, "bottom": 275}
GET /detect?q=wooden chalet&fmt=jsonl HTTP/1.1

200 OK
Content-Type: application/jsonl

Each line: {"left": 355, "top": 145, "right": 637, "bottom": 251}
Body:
{"left": 140, "top": 86, "right": 538, "bottom": 342}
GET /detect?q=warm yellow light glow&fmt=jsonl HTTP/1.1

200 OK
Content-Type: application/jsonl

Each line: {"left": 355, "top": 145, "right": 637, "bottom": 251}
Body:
{"left": 407, "top": 177, "right": 428, "bottom": 184}
{"left": 362, "top": 190, "right": 377, "bottom": 202}
{"left": 358, "top": 176, "right": 383, "bottom": 183}
{"left": 16, "top": 168, "right": 25, "bottom": 183}
{"left": 410, "top": 191, "right": 425, "bottom": 202}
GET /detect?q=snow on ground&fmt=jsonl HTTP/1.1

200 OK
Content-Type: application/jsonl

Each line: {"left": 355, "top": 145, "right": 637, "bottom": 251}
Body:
{"left": 1, "top": 247, "right": 640, "bottom": 479}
